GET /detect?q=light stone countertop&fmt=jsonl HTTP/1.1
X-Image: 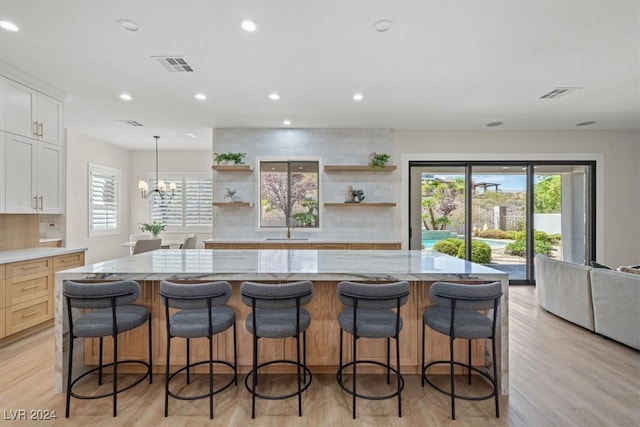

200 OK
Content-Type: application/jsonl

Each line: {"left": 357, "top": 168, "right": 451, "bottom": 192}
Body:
{"left": 0, "top": 247, "right": 87, "bottom": 264}
{"left": 55, "top": 249, "right": 506, "bottom": 282}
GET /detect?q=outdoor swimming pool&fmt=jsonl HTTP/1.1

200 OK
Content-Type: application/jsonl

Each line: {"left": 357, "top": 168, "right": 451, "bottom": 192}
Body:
{"left": 422, "top": 238, "right": 509, "bottom": 250}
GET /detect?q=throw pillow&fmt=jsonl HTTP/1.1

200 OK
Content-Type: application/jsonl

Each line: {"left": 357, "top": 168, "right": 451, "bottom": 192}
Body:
{"left": 617, "top": 266, "right": 640, "bottom": 275}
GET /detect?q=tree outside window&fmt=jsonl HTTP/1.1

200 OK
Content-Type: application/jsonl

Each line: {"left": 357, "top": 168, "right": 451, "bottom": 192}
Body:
{"left": 260, "top": 161, "right": 319, "bottom": 228}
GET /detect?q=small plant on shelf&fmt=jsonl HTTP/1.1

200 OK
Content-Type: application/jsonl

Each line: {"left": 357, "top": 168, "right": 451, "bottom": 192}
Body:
{"left": 213, "top": 152, "right": 229, "bottom": 164}
{"left": 140, "top": 221, "right": 165, "bottom": 237}
{"left": 225, "top": 188, "right": 239, "bottom": 201}
{"left": 214, "top": 152, "right": 247, "bottom": 165}
{"left": 369, "top": 152, "right": 391, "bottom": 169}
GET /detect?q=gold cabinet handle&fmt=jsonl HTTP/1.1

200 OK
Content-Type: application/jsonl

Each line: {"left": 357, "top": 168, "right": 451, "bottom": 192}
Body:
{"left": 21, "top": 284, "right": 40, "bottom": 290}
{"left": 38, "top": 195, "right": 44, "bottom": 210}
{"left": 38, "top": 122, "right": 44, "bottom": 138}
{"left": 21, "top": 264, "right": 40, "bottom": 270}
{"left": 33, "top": 195, "right": 38, "bottom": 210}
{"left": 33, "top": 121, "right": 39, "bottom": 137}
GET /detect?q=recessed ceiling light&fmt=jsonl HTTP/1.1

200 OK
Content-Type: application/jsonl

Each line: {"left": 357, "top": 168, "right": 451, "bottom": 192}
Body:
{"left": 486, "top": 121, "right": 503, "bottom": 127}
{"left": 120, "top": 93, "right": 133, "bottom": 101}
{"left": 576, "top": 121, "right": 596, "bottom": 127}
{"left": 269, "top": 93, "right": 280, "bottom": 101}
{"left": 194, "top": 93, "right": 207, "bottom": 100}
{"left": 185, "top": 133, "right": 196, "bottom": 138}
{"left": 116, "top": 19, "right": 139, "bottom": 32}
{"left": 241, "top": 19, "right": 258, "bottom": 32}
{"left": 353, "top": 93, "right": 364, "bottom": 101}
{"left": 283, "top": 120, "right": 291, "bottom": 126}
{"left": 0, "top": 20, "right": 19, "bottom": 32}
{"left": 373, "top": 19, "right": 393, "bottom": 32}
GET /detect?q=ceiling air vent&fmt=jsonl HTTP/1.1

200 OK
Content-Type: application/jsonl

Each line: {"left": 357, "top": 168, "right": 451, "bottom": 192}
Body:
{"left": 118, "top": 120, "right": 143, "bottom": 127}
{"left": 152, "top": 56, "right": 194, "bottom": 72}
{"left": 539, "top": 87, "right": 582, "bottom": 99}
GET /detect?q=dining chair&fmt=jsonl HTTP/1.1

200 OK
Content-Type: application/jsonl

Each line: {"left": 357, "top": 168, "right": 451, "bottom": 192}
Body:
{"left": 132, "top": 238, "right": 162, "bottom": 255}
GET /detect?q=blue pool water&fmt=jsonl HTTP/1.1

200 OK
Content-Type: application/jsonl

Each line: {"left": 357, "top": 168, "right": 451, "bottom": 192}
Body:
{"left": 422, "top": 238, "right": 508, "bottom": 250}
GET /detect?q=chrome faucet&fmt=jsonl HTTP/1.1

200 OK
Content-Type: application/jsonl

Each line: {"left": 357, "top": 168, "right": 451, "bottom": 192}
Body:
{"left": 286, "top": 216, "right": 294, "bottom": 239}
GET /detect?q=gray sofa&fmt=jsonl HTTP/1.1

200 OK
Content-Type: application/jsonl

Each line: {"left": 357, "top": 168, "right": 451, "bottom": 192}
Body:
{"left": 535, "top": 254, "right": 640, "bottom": 350}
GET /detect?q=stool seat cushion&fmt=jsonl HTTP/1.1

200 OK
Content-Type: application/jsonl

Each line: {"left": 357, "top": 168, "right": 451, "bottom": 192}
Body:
{"left": 424, "top": 305, "right": 493, "bottom": 339}
{"left": 169, "top": 306, "right": 236, "bottom": 338}
{"left": 338, "top": 307, "right": 403, "bottom": 338}
{"left": 72, "top": 305, "right": 150, "bottom": 337}
{"left": 246, "top": 308, "right": 311, "bottom": 338}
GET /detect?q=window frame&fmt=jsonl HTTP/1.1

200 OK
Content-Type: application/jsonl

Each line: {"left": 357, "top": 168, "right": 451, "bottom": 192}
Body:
{"left": 148, "top": 172, "right": 213, "bottom": 232}
{"left": 257, "top": 158, "right": 321, "bottom": 230}
{"left": 88, "top": 163, "right": 120, "bottom": 237}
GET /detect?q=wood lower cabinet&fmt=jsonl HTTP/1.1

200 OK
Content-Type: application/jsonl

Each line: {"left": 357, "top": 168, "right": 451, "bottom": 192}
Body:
{"left": 204, "top": 242, "right": 401, "bottom": 250}
{"left": 82, "top": 280, "right": 487, "bottom": 376}
{"left": 0, "top": 251, "right": 84, "bottom": 339}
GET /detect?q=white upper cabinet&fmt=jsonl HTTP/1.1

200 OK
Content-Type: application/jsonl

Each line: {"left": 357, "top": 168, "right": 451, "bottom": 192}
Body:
{"left": 0, "top": 76, "right": 63, "bottom": 145}
{"left": 1, "top": 132, "right": 64, "bottom": 214}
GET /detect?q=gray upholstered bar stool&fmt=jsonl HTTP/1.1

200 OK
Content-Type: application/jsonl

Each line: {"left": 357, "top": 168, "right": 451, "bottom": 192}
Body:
{"left": 159, "top": 280, "right": 237, "bottom": 419}
{"left": 63, "top": 280, "right": 152, "bottom": 418}
{"left": 336, "top": 281, "right": 410, "bottom": 419}
{"left": 240, "top": 280, "right": 314, "bottom": 419}
{"left": 421, "top": 281, "right": 502, "bottom": 420}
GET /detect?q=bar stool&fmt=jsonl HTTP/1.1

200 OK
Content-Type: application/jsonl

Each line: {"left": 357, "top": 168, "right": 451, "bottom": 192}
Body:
{"left": 336, "top": 281, "right": 410, "bottom": 419}
{"left": 63, "top": 280, "right": 152, "bottom": 418}
{"left": 240, "top": 281, "right": 314, "bottom": 418}
{"left": 160, "top": 280, "right": 237, "bottom": 419}
{"left": 421, "top": 281, "right": 502, "bottom": 420}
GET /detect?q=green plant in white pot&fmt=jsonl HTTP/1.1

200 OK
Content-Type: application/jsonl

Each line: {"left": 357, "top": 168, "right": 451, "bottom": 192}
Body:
{"left": 140, "top": 221, "right": 165, "bottom": 238}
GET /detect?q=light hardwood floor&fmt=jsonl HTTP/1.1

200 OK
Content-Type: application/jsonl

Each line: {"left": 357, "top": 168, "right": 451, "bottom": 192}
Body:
{"left": 0, "top": 286, "right": 638, "bottom": 426}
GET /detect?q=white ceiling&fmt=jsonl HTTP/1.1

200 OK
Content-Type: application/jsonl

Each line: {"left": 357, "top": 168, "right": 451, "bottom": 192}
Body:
{"left": 0, "top": 1, "right": 638, "bottom": 150}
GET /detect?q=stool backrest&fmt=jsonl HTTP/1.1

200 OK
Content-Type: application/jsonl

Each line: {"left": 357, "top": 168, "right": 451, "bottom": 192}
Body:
{"left": 132, "top": 238, "right": 162, "bottom": 254}
{"left": 430, "top": 281, "right": 502, "bottom": 311}
{"left": 338, "top": 281, "right": 410, "bottom": 309}
{"left": 63, "top": 280, "right": 141, "bottom": 309}
{"left": 240, "top": 281, "right": 313, "bottom": 309}
{"left": 159, "top": 280, "right": 232, "bottom": 309}
{"left": 180, "top": 236, "right": 198, "bottom": 249}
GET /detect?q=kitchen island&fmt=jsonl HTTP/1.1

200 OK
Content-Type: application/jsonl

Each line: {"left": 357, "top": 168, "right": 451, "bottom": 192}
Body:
{"left": 54, "top": 249, "right": 509, "bottom": 394}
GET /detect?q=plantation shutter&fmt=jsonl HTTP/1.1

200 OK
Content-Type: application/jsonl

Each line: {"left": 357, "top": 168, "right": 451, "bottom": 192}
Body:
{"left": 89, "top": 164, "right": 119, "bottom": 235}
{"left": 150, "top": 173, "right": 212, "bottom": 228}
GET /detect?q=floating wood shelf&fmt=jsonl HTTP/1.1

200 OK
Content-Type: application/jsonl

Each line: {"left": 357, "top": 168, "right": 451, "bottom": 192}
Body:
{"left": 211, "top": 165, "right": 253, "bottom": 172}
{"left": 324, "top": 202, "right": 396, "bottom": 207}
{"left": 324, "top": 165, "right": 396, "bottom": 172}
{"left": 212, "top": 202, "right": 254, "bottom": 207}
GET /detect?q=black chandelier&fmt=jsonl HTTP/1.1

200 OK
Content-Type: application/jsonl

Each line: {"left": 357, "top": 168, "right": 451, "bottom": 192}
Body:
{"left": 138, "top": 135, "right": 175, "bottom": 199}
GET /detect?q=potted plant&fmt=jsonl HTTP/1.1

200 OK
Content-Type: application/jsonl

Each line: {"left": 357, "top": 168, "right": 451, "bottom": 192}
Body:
{"left": 225, "top": 188, "right": 239, "bottom": 202}
{"left": 140, "top": 221, "right": 165, "bottom": 237}
{"left": 369, "top": 152, "right": 391, "bottom": 169}
{"left": 227, "top": 152, "right": 246, "bottom": 164}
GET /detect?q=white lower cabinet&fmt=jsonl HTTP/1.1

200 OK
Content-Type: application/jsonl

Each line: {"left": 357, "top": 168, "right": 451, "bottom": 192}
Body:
{"left": 1, "top": 132, "right": 64, "bottom": 213}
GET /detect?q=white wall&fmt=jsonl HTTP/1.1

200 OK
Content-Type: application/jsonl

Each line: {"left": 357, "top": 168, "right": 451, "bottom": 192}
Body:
{"left": 394, "top": 129, "right": 640, "bottom": 267}
{"left": 65, "top": 130, "right": 131, "bottom": 264}
{"left": 129, "top": 148, "right": 212, "bottom": 248}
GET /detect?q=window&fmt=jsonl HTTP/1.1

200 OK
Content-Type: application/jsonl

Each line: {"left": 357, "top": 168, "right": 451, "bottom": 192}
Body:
{"left": 89, "top": 164, "right": 120, "bottom": 236}
{"left": 259, "top": 161, "right": 319, "bottom": 228}
{"left": 150, "top": 173, "right": 212, "bottom": 230}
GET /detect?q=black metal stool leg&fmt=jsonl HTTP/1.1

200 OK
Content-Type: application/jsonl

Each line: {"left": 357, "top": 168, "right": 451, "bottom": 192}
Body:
{"left": 165, "top": 336, "right": 171, "bottom": 417}
{"left": 209, "top": 336, "right": 214, "bottom": 420}
{"left": 450, "top": 336, "right": 455, "bottom": 420}
{"left": 186, "top": 338, "right": 191, "bottom": 384}
{"left": 396, "top": 334, "right": 402, "bottom": 417}
{"left": 468, "top": 340, "right": 472, "bottom": 384}
{"left": 421, "top": 321, "right": 426, "bottom": 387}
{"left": 113, "top": 333, "right": 118, "bottom": 417}
{"left": 492, "top": 336, "right": 500, "bottom": 418}
{"left": 352, "top": 334, "right": 357, "bottom": 420}
{"left": 98, "top": 337, "right": 104, "bottom": 385}
{"left": 387, "top": 337, "right": 391, "bottom": 384}
{"left": 65, "top": 334, "right": 74, "bottom": 418}
{"left": 296, "top": 334, "right": 302, "bottom": 416}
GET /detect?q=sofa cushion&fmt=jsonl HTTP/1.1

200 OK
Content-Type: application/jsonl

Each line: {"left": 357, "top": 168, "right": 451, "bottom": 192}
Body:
{"left": 535, "top": 254, "right": 595, "bottom": 331}
{"left": 590, "top": 268, "right": 640, "bottom": 350}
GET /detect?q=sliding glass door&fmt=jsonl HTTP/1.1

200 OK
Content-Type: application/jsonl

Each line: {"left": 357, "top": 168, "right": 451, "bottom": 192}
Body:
{"left": 409, "top": 161, "right": 595, "bottom": 284}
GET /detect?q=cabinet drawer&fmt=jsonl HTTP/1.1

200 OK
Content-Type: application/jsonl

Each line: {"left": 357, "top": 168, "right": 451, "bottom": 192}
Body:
{"left": 7, "top": 258, "right": 51, "bottom": 278}
{"left": 348, "top": 243, "right": 374, "bottom": 250}
{"left": 53, "top": 252, "right": 84, "bottom": 271}
{"left": 5, "top": 295, "right": 52, "bottom": 335}
{"left": 6, "top": 271, "right": 51, "bottom": 306}
{"left": 40, "top": 240, "right": 62, "bottom": 248}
